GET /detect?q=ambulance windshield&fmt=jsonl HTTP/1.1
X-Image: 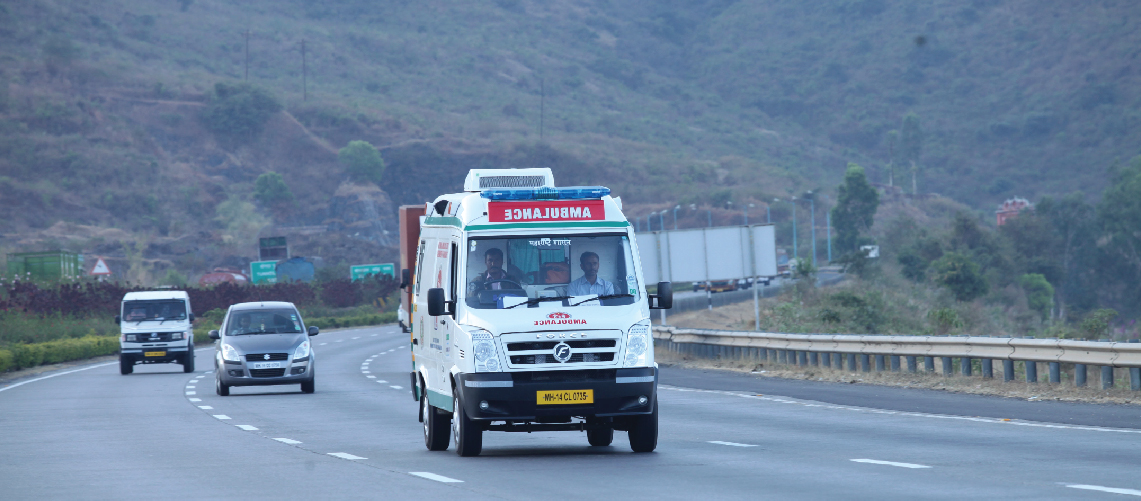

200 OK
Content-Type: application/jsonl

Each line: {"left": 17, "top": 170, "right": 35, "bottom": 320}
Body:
{"left": 464, "top": 234, "right": 639, "bottom": 309}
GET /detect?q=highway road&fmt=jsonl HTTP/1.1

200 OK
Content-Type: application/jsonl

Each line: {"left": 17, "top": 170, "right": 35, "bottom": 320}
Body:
{"left": 4, "top": 325, "right": 1141, "bottom": 499}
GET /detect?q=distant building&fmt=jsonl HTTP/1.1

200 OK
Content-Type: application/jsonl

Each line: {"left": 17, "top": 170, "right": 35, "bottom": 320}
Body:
{"left": 996, "top": 197, "right": 1033, "bottom": 226}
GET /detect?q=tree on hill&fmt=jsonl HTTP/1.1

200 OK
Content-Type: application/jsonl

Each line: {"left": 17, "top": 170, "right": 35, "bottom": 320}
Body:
{"left": 1097, "top": 155, "right": 1141, "bottom": 315}
{"left": 931, "top": 252, "right": 988, "bottom": 302}
{"left": 899, "top": 113, "right": 923, "bottom": 195}
{"left": 830, "top": 163, "right": 879, "bottom": 254}
{"left": 202, "top": 82, "right": 282, "bottom": 147}
{"left": 338, "top": 140, "right": 385, "bottom": 184}
{"left": 1019, "top": 273, "right": 1054, "bottom": 320}
{"left": 254, "top": 171, "right": 294, "bottom": 209}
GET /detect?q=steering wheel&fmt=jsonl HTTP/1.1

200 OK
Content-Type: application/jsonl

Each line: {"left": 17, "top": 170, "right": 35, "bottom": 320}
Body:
{"left": 483, "top": 278, "right": 524, "bottom": 290}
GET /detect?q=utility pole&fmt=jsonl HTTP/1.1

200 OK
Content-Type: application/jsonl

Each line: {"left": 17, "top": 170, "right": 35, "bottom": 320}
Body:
{"left": 244, "top": 30, "right": 250, "bottom": 81}
{"left": 540, "top": 78, "right": 545, "bottom": 141}
{"left": 673, "top": 205, "right": 680, "bottom": 230}
{"left": 827, "top": 211, "right": 832, "bottom": 262}
{"left": 809, "top": 193, "right": 817, "bottom": 268}
{"left": 301, "top": 39, "right": 307, "bottom": 101}
{"left": 791, "top": 197, "right": 798, "bottom": 261}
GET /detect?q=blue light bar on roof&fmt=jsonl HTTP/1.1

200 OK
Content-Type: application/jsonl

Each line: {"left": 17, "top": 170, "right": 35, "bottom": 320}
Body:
{"left": 481, "top": 186, "right": 611, "bottom": 201}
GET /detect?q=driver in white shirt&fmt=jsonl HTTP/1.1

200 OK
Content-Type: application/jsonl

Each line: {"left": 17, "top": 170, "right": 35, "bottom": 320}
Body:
{"left": 567, "top": 252, "right": 615, "bottom": 296}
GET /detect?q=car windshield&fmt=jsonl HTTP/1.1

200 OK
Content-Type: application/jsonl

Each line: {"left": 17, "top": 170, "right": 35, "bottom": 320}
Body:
{"left": 226, "top": 308, "right": 304, "bottom": 335}
{"left": 122, "top": 300, "right": 188, "bottom": 322}
{"left": 464, "top": 233, "right": 639, "bottom": 309}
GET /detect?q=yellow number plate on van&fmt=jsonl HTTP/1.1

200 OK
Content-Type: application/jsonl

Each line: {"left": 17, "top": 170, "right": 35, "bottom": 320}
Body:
{"left": 144, "top": 351, "right": 166, "bottom": 357}
{"left": 536, "top": 390, "right": 593, "bottom": 405}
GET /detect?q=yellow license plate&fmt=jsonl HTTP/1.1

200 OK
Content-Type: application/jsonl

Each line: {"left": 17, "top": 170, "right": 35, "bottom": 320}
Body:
{"left": 144, "top": 351, "right": 166, "bottom": 357}
{"left": 536, "top": 389, "right": 594, "bottom": 405}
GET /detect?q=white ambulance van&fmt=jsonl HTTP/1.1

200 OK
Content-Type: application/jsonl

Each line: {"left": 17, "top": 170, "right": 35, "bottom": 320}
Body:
{"left": 116, "top": 290, "right": 195, "bottom": 375}
{"left": 407, "top": 168, "right": 672, "bottom": 456}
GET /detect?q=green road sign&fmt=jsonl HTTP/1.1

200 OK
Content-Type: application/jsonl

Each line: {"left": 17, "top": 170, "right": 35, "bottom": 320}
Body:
{"left": 350, "top": 263, "right": 394, "bottom": 281}
{"left": 250, "top": 260, "right": 278, "bottom": 285}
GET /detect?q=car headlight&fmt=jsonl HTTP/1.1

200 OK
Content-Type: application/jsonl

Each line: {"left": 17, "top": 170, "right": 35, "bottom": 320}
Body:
{"left": 624, "top": 320, "right": 652, "bottom": 367}
{"left": 465, "top": 327, "right": 501, "bottom": 372}
{"left": 294, "top": 341, "right": 310, "bottom": 361}
{"left": 221, "top": 343, "right": 242, "bottom": 362}
{"left": 125, "top": 334, "right": 137, "bottom": 342}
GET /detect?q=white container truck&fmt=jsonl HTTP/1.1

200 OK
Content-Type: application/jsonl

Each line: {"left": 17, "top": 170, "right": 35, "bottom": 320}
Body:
{"left": 403, "top": 168, "right": 672, "bottom": 456}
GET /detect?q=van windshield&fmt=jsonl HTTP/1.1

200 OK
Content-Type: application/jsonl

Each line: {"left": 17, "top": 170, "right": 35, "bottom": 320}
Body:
{"left": 226, "top": 309, "right": 304, "bottom": 336}
{"left": 464, "top": 233, "right": 639, "bottom": 309}
{"left": 122, "top": 300, "right": 188, "bottom": 323}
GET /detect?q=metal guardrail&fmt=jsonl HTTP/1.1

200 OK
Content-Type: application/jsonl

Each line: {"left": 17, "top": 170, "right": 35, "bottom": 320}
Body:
{"left": 653, "top": 326, "right": 1141, "bottom": 391}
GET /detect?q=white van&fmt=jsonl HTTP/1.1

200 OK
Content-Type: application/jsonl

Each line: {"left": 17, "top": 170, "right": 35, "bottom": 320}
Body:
{"left": 116, "top": 290, "right": 195, "bottom": 375}
{"left": 406, "top": 168, "right": 672, "bottom": 456}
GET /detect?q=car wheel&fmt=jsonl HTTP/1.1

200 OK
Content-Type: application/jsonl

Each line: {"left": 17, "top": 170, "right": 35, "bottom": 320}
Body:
{"left": 119, "top": 354, "right": 133, "bottom": 375}
{"left": 215, "top": 372, "right": 230, "bottom": 396}
{"left": 452, "top": 395, "right": 482, "bottom": 457}
{"left": 422, "top": 383, "right": 449, "bottom": 451}
{"left": 300, "top": 379, "right": 315, "bottom": 394}
{"left": 628, "top": 401, "right": 658, "bottom": 453}
{"left": 587, "top": 427, "right": 614, "bottom": 446}
{"left": 182, "top": 348, "right": 195, "bottom": 373}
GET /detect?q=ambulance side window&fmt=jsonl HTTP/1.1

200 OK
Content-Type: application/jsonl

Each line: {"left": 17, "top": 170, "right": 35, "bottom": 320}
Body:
{"left": 449, "top": 242, "right": 459, "bottom": 302}
{"left": 414, "top": 240, "right": 426, "bottom": 295}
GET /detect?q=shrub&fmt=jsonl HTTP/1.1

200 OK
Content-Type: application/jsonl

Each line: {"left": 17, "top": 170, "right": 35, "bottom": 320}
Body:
{"left": 0, "top": 349, "right": 12, "bottom": 372}
{"left": 338, "top": 140, "right": 385, "bottom": 184}
{"left": 931, "top": 252, "right": 988, "bottom": 302}
{"left": 1080, "top": 308, "right": 1118, "bottom": 339}
{"left": 254, "top": 171, "right": 294, "bottom": 207}
{"left": 1018, "top": 273, "right": 1054, "bottom": 320}
{"left": 202, "top": 82, "right": 282, "bottom": 145}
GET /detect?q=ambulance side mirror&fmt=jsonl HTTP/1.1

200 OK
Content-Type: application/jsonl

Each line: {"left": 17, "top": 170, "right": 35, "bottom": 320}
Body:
{"left": 400, "top": 269, "right": 411, "bottom": 290}
{"left": 427, "top": 288, "right": 453, "bottom": 317}
{"left": 114, "top": 315, "right": 121, "bottom": 325}
{"left": 650, "top": 281, "right": 673, "bottom": 310}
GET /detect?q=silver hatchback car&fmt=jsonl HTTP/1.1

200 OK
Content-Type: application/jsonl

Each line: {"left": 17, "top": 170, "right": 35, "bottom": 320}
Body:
{"left": 208, "top": 301, "right": 318, "bottom": 396}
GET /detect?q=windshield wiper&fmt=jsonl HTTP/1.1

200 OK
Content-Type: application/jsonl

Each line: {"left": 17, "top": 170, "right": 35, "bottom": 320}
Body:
{"left": 570, "top": 294, "right": 634, "bottom": 306}
{"left": 503, "top": 296, "right": 572, "bottom": 309}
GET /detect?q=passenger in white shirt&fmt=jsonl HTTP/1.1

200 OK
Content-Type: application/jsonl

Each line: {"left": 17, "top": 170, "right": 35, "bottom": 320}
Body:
{"left": 567, "top": 252, "right": 615, "bottom": 296}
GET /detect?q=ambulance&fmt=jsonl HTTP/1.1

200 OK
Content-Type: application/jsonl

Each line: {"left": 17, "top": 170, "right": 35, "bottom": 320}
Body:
{"left": 404, "top": 168, "right": 672, "bottom": 456}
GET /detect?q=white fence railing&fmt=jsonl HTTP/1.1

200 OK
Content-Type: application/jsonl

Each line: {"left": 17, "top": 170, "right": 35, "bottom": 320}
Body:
{"left": 653, "top": 326, "right": 1141, "bottom": 390}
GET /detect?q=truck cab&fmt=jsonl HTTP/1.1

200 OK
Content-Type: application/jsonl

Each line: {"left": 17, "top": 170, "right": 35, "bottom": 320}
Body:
{"left": 116, "top": 290, "right": 195, "bottom": 375}
{"left": 406, "top": 168, "right": 671, "bottom": 456}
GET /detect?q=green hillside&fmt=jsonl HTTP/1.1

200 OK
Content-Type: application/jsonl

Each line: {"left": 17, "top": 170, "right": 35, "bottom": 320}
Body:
{"left": 0, "top": 0, "right": 1137, "bottom": 259}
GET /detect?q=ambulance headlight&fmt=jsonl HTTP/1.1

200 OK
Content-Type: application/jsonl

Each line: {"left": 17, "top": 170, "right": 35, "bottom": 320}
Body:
{"left": 624, "top": 320, "right": 652, "bottom": 367}
{"left": 464, "top": 327, "right": 502, "bottom": 373}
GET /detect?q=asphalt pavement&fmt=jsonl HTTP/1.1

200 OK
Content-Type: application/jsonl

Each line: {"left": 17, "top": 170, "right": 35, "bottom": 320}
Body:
{"left": 3, "top": 325, "right": 1141, "bottom": 499}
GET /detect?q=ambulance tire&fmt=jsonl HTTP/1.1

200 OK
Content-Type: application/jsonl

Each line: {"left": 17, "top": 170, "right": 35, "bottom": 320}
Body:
{"left": 587, "top": 427, "right": 614, "bottom": 446}
{"left": 119, "top": 354, "right": 133, "bottom": 375}
{"left": 628, "top": 401, "right": 658, "bottom": 453}
{"left": 422, "top": 384, "right": 450, "bottom": 451}
{"left": 453, "top": 395, "right": 483, "bottom": 457}
{"left": 182, "top": 348, "right": 195, "bottom": 373}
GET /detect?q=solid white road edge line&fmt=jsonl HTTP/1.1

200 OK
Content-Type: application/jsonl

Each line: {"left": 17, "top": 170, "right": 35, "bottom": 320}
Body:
{"left": 851, "top": 459, "right": 931, "bottom": 469}
{"left": 328, "top": 452, "right": 366, "bottom": 460}
{"left": 409, "top": 472, "right": 463, "bottom": 483}
{"left": 659, "top": 385, "right": 1141, "bottom": 435}
{"left": 1066, "top": 485, "right": 1141, "bottom": 496}
{"left": 273, "top": 438, "right": 302, "bottom": 445}
{"left": 708, "top": 441, "right": 757, "bottom": 447}
{"left": 0, "top": 361, "right": 116, "bottom": 393}
{"left": 235, "top": 425, "right": 258, "bottom": 431}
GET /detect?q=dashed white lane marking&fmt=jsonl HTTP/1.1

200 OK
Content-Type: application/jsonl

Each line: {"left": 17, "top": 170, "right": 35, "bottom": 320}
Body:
{"left": 398, "top": 345, "right": 406, "bottom": 349}
{"left": 390, "top": 385, "right": 403, "bottom": 390}
{"left": 198, "top": 406, "right": 213, "bottom": 410}
{"left": 213, "top": 415, "right": 232, "bottom": 420}
{"left": 1066, "top": 485, "right": 1141, "bottom": 496}
{"left": 335, "top": 340, "right": 344, "bottom": 343}
{"left": 851, "top": 459, "right": 931, "bottom": 469}
{"left": 0, "top": 361, "right": 116, "bottom": 393}
{"left": 185, "top": 391, "right": 196, "bottom": 395}
{"left": 371, "top": 334, "right": 378, "bottom": 336}
{"left": 367, "top": 376, "right": 376, "bottom": 379}
{"left": 409, "top": 472, "right": 463, "bottom": 483}
{"left": 708, "top": 441, "right": 757, "bottom": 447}
{"left": 660, "top": 385, "right": 1141, "bottom": 435}
{"left": 235, "top": 425, "right": 259, "bottom": 431}
{"left": 274, "top": 438, "right": 302, "bottom": 445}
{"left": 362, "top": 371, "right": 371, "bottom": 374}
{"left": 376, "top": 380, "right": 388, "bottom": 383}
{"left": 188, "top": 398, "right": 201, "bottom": 402}
{"left": 353, "top": 337, "right": 361, "bottom": 340}
{"left": 319, "top": 343, "right": 327, "bottom": 346}
{"left": 328, "top": 452, "right": 366, "bottom": 460}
